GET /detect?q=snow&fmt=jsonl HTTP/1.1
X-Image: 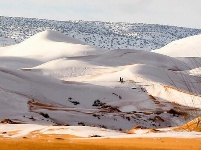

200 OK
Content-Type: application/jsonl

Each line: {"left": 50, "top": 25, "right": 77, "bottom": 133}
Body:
{"left": 0, "top": 124, "right": 45, "bottom": 138}
{"left": 0, "top": 57, "right": 42, "bottom": 69}
{"left": 0, "top": 30, "right": 201, "bottom": 139}
{"left": 0, "top": 37, "right": 16, "bottom": 47}
{"left": 1, "top": 16, "right": 201, "bottom": 51}
{"left": 41, "top": 126, "right": 125, "bottom": 138}
{"left": 0, "top": 90, "right": 30, "bottom": 119}
{"left": 153, "top": 34, "right": 201, "bottom": 57}
{"left": 0, "top": 124, "right": 201, "bottom": 139}
{"left": 0, "top": 30, "right": 108, "bottom": 61}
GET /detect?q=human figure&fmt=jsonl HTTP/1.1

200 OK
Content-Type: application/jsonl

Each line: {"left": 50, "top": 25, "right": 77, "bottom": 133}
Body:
{"left": 119, "top": 77, "right": 122, "bottom": 82}
{"left": 121, "top": 78, "right": 124, "bottom": 83}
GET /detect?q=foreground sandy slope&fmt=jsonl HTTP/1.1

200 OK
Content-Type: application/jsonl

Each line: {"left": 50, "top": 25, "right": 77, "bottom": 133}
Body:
{"left": 0, "top": 124, "right": 201, "bottom": 150}
{"left": 0, "top": 137, "right": 201, "bottom": 150}
{"left": 0, "top": 30, "right": 201, "bottom": 141}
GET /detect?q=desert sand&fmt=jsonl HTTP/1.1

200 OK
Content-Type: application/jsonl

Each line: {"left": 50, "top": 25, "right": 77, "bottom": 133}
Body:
{"left": 0, "top": 136, "right": 201, "bottom": 150}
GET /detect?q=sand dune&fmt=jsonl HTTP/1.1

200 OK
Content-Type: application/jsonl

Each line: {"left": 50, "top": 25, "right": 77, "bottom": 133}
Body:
{"left": 0, "top": 30, "right": 201, "bottom": 140}
{"left": 0, "top": 30, "right": 108, "bottom": 61}
{"left": 153, "top": 34, "right": 201, "bottom": 57}
{"left": 176, "top": 116, "right": 201, "bottom": 132}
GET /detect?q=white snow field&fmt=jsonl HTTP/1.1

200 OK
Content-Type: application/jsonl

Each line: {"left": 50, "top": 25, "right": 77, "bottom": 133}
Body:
{"left": 0, "top": 30, "right": 201, "bottom": 138}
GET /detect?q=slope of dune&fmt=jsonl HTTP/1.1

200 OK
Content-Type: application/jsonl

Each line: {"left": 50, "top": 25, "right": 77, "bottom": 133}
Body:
{"left": 153, "top": 34, "right": 201, "bottom": 57}
{"left": 23, "top": 49, "right": 189, "bottom": 80}
{"left": 79, "top": 64, "right": 201, "bottom": 109}
{"left": 0, "top": 57, "right": 42, "bottom": 69}
{"left": 0, "top": 30, "right": 108, "bottom": 61}
{"left": 92, "top": 49, "right": 188, "bottom": 69}
{"left": 0, "top": 66, "right": 171, "bottom": 129}
{"left": 175, "top": 116, "right": 201, "bottom": 132}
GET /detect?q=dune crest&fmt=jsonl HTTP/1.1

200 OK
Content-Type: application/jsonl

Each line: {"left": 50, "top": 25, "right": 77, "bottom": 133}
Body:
{"left": 153, "top": 34, "right": 201, "bottom": 57}
{"left": 0, "top": 30, "right": 108, "bottom": 61}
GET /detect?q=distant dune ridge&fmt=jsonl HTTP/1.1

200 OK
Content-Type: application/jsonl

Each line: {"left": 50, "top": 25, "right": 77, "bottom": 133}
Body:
{"left": 0, "top": 30, "right": 108, "bottom": 61}
{"left": 153, "top": 34, "right": 201, "bottom": 57}
{"left": 0, "top": 29, "right": 201, "bottom": 139}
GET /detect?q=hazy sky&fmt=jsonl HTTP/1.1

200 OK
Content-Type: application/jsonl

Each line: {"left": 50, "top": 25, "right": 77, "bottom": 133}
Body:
{"left": 0, "top": 0, "right": 201, "bottom": 29}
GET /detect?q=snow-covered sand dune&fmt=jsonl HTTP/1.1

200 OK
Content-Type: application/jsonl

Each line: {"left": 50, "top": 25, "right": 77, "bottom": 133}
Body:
{"left": 0, "top": 30, "right": 201, "bottom": 138}
{"left": 153, "top": 34, "right": 201, "bottom": 57}
{"left": 0, "top": 30, "right": 108, "bottom": 61}
{"left": 23, "top": 49, "right": 189, "bottom": 79}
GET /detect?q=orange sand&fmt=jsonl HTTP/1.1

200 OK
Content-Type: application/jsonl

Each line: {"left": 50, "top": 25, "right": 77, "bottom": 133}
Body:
{"left": 0, "top": 135, "right": 200, "bottom": 150}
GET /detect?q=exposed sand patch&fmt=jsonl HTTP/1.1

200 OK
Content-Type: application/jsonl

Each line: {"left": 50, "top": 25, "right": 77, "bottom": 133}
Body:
{"left": 175, "top": 116, "right": 201, "bottom": 132}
